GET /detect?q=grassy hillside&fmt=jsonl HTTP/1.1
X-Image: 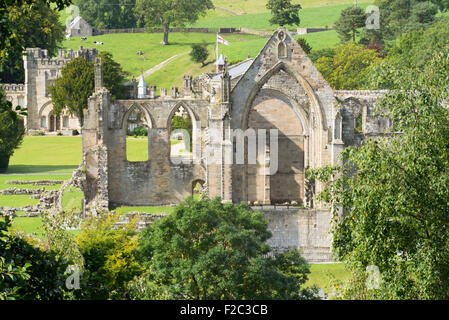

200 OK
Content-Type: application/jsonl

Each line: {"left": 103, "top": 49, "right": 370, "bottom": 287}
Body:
{"left": 212, "top": 0, "right": 373, "bottom": 15}
{"left": 63, "top": 29, "right": 341, "bottom": 91}
{"left": 192, "top": 3, "right": 374, "bottom": 30}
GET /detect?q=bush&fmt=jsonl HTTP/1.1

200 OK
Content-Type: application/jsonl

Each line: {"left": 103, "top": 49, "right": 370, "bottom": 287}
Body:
{"left": 75, "top": 211, "right": 143, "bottom": 299}
{"left": 296, "top": 37, "right": 312, "bottom": 54}
{"left": 0, "top": 217, "right": 70, "bottom": 300}
{"left": 133, "top": 127, "right": 148, "bottom": 137}
{"left": 0, "top": 89, "right": 26, "bottom": 172}
{"left": 133, "top": 197, "right": 316, "bottom": 300}
{"left": 190, "top": 41, "right": 209, "bottom": 67}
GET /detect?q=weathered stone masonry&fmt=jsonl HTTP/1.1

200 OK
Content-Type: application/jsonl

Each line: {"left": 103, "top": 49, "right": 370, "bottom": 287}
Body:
{"left": 78, "top": 28, "right": 392, "bottom": 262}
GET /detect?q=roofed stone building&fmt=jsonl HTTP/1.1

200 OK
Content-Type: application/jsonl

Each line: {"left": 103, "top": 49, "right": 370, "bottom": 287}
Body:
{"left": 66, "top": 16, "right": 93, "bottom": 39}
{"left": 2, "top": 46, "right": 97, "bottom": 135}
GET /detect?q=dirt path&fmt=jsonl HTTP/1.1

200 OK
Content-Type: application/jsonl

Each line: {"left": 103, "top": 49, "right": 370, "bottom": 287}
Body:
{"left": 141, "top": 52, "right": 189, "bottom": 78}
{"left": 214, "top": 6, "right": 240, "bottom": 16}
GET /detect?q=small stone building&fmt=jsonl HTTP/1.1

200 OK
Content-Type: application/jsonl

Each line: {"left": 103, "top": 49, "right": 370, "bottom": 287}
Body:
{"left": 66, "top": 16, "right": 93, "bottom": 38}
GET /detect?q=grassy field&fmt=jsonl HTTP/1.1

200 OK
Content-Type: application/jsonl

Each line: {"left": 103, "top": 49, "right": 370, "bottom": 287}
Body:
{"left": 8, "top": 136, "right": 82, "bottom": 174}
{"left": 306, "top": 263, "right": 352, "bottom": 293}
{"left": 64, "top": 30, "right": 340, "bottom": 91}
{"left": 212, "top": 0, "right": 373, "bottom": 14}
{"left": 192, "top": 3, "right": 374, "bottom": 30}
{"left": 59, "top": 0, "right": 370, "bottom": 90}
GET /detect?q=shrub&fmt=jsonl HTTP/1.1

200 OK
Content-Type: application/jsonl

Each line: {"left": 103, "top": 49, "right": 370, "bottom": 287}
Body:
{"left": 133, "top": 197, "right": 316, "bottom": 300}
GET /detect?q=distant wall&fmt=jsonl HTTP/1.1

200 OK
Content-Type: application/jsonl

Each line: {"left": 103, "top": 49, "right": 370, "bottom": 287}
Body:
{"left": 92, "top": 27, "right": 238, "bottom": 36}
{"left": 259, "top": 206, "right": 334, "bottom": 263}
{"left": 296, "top": 27, "right": 333, "bottom": 35}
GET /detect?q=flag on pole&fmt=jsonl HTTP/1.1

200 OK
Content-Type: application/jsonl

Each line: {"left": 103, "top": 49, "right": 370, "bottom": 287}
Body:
{"left": 217, "top": 34, "right": 229, "bottom": 46}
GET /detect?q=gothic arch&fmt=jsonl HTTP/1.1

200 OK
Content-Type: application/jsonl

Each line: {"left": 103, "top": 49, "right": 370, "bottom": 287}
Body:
{"left": 166, "top": 102, "right": 200, "bottom": 128}
{"left": 120, "top": 103, "right": 154, "bottom": 130}
{"left": 240, "top": 61, "right": 327, "bottom": 131}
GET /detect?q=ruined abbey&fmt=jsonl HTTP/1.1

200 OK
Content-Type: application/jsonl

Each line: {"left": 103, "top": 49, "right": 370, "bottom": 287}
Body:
{"left": 2, "top": 28, "right": 392, "bottom": 262}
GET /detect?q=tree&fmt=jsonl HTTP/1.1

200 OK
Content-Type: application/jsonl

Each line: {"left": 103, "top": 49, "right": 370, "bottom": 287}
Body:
{"left": 0, "top": 0, "right": 70, "bottom": 62}
{"left": 0, "top": 217, "right": 71, "bottom": 300}
{"left": 310, "top": 47, "right": 449, "bottom": 299}
{"left": 366, "top": 17, "right": 449, "bottom": 89}
{"left": 73, "top": 0, "right": 138, "bottom": 29}
{"left": 315, "top": 43, "right": 379, "bottom": 89}
{"left": 190, "top": 42, "right": 209, "bottom": 67}
{"left": 134, "top": 197, "right": 316, "bottom": 300}
{"left": 50, "top": 51, "right": 128, "bottom": 125}
{"left": 0, "top": 89, "right": 26, "bottom": 172}
{"left": 50, "top": 57, "right": 94, "bottom": 127}
{"left": 134, "top": 0, "right": 214, "bottom": 45}
{"left": 377, "top": 0, "right": 440, "bottom": 41}
{"left": 0, "top": 0, "right": 64, "bottom": 83}
{"left": 75, "top": 211, "right": 143, "bottom": 299}
{"left": 295, "top": 37, "right": 312, "bottom": 54}
{"left": 98, "top": 51, "right": 129, "bottom": 99}
{"left": 334, "top": 5, "right": 367, "bottom": 43}
{"left": 266, "top": 0, "right": 302, "bottom": 27}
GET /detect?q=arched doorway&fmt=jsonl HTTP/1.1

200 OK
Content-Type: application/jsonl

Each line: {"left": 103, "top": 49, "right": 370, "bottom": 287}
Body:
{"left": 246, "top": 90, "right": 305, "bottom": 205}
{"left": 48, "top": 112, "right": 61, "bottom": 132}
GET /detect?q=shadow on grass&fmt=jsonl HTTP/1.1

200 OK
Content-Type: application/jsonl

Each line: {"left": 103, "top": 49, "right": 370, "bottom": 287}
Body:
{"left": 4, "top": 165, "right": 78, "bottom": 174}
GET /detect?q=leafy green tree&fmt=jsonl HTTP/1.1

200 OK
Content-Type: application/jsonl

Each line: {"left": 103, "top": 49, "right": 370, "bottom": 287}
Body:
{"left": 0, "top": 0, "right": 65, "bottom": 83}
{"left": 73, "top": 0, "right": 138, "bottom": 29}
{"left": 366, "top": 17, "right": 449, "bottom": 89}
{"left": 315, "top": 43, "right": 379, "bottom": 89}
{"left": 190, "top": 42, "right": 209, "bottom": 67}
{"left": 50, "top": 51, "right": 128, "bottom": 125}
{"left": 0, "top": 89, "right": 26, "bottom": 172}
{"left": 98, "top": 51, "right": 129, "bottom": 99}
{"left": 334, "top": 5, "right": 367, "bottom": 43}
{"left": 0, "top": 0, "right": 70, "bottom": 61}
{"left": 134, "top": 197, "right": 316, "bottom": 300}
{"left": 266, "top": 0, "right": 302, "bottom": 27}
{"left": 295, "top": 37, "right": 312, "bottom": 54}
{"left": 134, "top": 0, "right": 214, "bottom": 45}
{"left": 310, "top": 48, "right": 449, "bottom": 299}
{"left": 377, "top": 0, "right": 439, "bottom": 41}
{"left": 75, "top": 211, "right": 143, "bottom": 300}
{"left": 50, "top": 57, "right": 94, "bottom": 127}
{"left": 0, "top": 217, "right": 70, "bottom": 300}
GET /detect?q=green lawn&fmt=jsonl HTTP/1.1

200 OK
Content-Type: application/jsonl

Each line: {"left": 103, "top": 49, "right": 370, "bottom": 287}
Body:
{"left": 306, "top": 263, "right": 352, "bottom": 293}
{"left": 62, "top": 186, "right": 84, "bottom": 212}
{"left": 8, "top": 136, "right": 82, "bottom": 174}
{"left": 127, "top": 137, "right": 149, "bottom": 162}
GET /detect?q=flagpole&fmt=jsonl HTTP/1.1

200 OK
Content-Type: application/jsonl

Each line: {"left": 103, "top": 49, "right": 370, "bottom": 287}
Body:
{"left": 216, "top": 33, "right": 219, "bottom": 63}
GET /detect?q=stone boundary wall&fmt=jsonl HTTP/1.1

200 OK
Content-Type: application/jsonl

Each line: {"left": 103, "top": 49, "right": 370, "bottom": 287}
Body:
{"left": 256, "top": 207, "right": 334, "bottom": 263}
{"left": 239, "top": 27, "right": 272, "bottom": 38}
{"left": 296, "top": 27, "right": 333, "bottom": 35}
{"left": 93, "top": 27, "right": 238, "bottom": 36}
{"left": 1, "top": 188, "right": 45, "bottom": 196}
{"left": 7, "top": 180, "right": 62, "bottom": 186}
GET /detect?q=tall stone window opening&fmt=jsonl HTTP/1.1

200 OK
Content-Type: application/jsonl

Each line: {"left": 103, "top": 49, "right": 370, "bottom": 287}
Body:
{"left": 41, "top": 116, "right": 47, "bottom": 129}
{"left": 169, "top": 106, "right": 193, "bottom": 161}
{"left": 192, "top": 179, "right": 205, "bottom": 200}
{"left": 247, "top": 90, "right": 305, "bottom": 205}
{"left": 278, "top": 42, "right": 287, "bottom": 58}
{"left": 126, "top": 108, "right": 149, "bottom": 162}
{"left": 63, "top": 116, "right": 69, "bottom": 128}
